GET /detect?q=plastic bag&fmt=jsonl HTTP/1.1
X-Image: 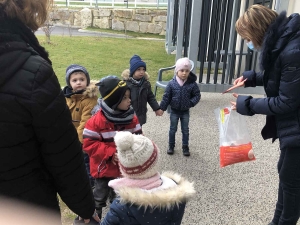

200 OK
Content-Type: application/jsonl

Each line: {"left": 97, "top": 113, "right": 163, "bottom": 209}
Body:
{"left": 214, "top": 106, "right": 255, "bottom": 167}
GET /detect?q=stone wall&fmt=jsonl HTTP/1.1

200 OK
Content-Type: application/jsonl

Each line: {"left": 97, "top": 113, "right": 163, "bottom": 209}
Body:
{"left": 51, "top": 8, "right": 167, "bottom": 35}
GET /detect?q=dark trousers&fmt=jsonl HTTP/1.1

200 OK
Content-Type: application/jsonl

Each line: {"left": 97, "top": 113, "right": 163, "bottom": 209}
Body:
{"left": 83, "top": 152, "right": 95, "bottom": 188}
{"left": 94, "top": 177, "right": 116, "bottom": 215}
{"left": 272, "top": 147, "right": 300, "bottom": 225}
{"left": 169, "top": 109, "right": 190, "bottom": 146}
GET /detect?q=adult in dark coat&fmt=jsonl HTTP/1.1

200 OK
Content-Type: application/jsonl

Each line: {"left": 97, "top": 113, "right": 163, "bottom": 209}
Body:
{"left": 231, "top": 4, "right": 300, "bottom": 225}
{"left": 0, "top": 0, "right": 98, "bottom": 224}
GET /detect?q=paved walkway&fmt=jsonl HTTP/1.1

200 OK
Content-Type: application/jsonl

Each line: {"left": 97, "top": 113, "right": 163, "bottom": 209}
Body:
{"left": 140, "top": 91, "right": 297, "bottom": 225}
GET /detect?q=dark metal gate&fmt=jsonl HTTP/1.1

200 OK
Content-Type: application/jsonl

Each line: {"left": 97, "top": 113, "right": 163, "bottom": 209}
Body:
{"left": 165, "top": 0, "right": 273, "bottom": 94}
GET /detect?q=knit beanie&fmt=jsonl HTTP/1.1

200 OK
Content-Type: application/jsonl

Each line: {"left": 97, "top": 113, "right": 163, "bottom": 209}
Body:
{"left": 114, "top": 131, "right": 159, "bottom": 179}
{"left": 175, "top": 57, "right": 192, "bottom": 73}
{"left": 129, "top": 54, "right": 146, "bottom": 77}
{"left": 65, "top": 64, "right": 90, "bottom": 88}
{"left": 96, "top": 75, "right": 129, "bottom": 110}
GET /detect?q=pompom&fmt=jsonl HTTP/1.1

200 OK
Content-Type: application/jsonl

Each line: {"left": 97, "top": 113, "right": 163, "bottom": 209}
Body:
{"left": 114, "top": 131, "right": 134, "bottom": 152}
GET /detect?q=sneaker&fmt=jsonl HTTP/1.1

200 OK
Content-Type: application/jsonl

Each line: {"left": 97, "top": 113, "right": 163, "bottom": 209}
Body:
{"left": 73, "top": 216, "right": 99, "bottom": 225}
{"left": 167, "top": 145, "right": 175, "bottom": 155}
{"left": 182, "top": 145, "right": 190, "bottom": 156}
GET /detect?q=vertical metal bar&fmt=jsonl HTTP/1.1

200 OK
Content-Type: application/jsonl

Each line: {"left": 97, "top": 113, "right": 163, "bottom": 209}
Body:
{"left": 198, "top": 0, "right": 210, "bottom": 83}
{"left": 172, "top": 0, "right": 179, "bottom": 46}
{"left": 221, "top": 0, "right": 234, "bottom": 84}
{"left": 213, "top": 0, "right": 227, "bottom": 84}
{"left": 176, "top": 0, "right": 187, "bottom": 60}
{"left": 188, "top": 0, "right": 203, "bottom": 73}
{"left": 206, "top": 0, "right": 220, "bottom": 83}
{"left": 165, "top": 0, "right": 175, "bottom": 54}
{"left": 228, "top": 0, "right": 241, "bottom": 84}
{"left": 183, "top": 0, "right": 192, "bottom": 57}
{"left": 236, "top": 0, "right": 250, "bottom": 77}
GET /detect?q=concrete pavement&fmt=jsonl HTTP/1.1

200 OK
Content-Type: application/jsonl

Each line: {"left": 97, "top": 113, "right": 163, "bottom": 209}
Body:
{"left": 140, "top": 91, "right": 294, "bottom": 225}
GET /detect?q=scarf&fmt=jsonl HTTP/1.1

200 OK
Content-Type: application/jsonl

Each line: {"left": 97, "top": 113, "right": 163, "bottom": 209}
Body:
{"left": 100, "top": 100, "right": 134, "bottom": 125}
{"left": 0, "top": 18, "right": 51, "bottom": 64}
{"left": 129, "top": 77, "right": 145, "bottom": 87}
{"left": 109, "top": 173, "right": 162, "bottom": 190}
{"left": 176, "top": 75, "right": 187, "bottom": 87}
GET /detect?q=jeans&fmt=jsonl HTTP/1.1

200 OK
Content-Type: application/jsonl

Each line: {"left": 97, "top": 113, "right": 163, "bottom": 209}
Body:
{"left": 83, "top": 152, "right": 95, "bottom": 188}
{"left": 94, "top": 178, "right": 116, "bottom": 212}
{"left": 169, "top": 109, "right": 190, "bottom": 146}
{"left": 272, "top": 147, "right": 300, "bottom": 225}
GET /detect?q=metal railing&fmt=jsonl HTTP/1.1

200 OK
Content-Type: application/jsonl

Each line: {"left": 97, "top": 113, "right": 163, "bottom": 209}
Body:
{"left": 54, "top": 0, "right": 168, "bottom": 8}
{"left": 165, "top": 0, "right": 275, "bottom": 94}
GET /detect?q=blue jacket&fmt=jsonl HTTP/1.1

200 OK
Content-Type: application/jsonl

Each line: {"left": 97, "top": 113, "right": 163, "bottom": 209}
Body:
{"left": 160, "top": 72, "right": 201, "bottom": 111}
{"left": 237, "top": 12, "right": 300, "bottom": 149}
{"left": 101, "top": 172, "right": 195, "bottom": 225}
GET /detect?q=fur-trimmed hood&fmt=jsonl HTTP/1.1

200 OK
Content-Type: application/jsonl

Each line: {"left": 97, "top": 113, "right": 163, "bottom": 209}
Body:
{"left": 63, "top": 80, "right": 99, "bottom": 98}
{"left": 114, "top": 171, "right": 195, "bottom": 210}
{"left": 121, "top": 69, "right": 150, "bottom": 81}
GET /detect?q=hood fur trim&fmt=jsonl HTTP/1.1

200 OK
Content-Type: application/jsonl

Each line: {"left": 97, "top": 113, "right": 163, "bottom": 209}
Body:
{"left": 121, "top": 69, "right": 150, "bottom": 81}
{"left": 83, "top": 80, "right": 99, "bottom": 98}
{"left": 115, "top": 171, "right": 195, "bottom": 210}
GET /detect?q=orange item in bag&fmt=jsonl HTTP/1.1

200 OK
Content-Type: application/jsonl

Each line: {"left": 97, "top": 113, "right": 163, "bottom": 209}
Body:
{"left": 220, "top": 142, "right": 255, "bottom": 167}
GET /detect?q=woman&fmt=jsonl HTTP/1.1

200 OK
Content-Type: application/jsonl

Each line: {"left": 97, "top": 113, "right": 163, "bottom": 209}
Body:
{"left": 0, "top": 0, "right": 98, "bottom": 224}
{"left": 230, "top": 4, "right": 300, "bottom": 225}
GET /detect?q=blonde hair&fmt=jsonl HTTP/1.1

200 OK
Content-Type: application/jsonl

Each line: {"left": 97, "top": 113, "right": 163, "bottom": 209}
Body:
{"left": 235, "top": 4, "right": 278, "bottom": 48}
{"left": 0, "top": 0, "right": 51, "bottom": 31}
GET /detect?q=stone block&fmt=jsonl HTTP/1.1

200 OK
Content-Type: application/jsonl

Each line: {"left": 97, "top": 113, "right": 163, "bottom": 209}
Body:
{"left": 135, "top": 9, "right": 149, "bottom": 15}
{"left": 126, "top": 21, "right": 139, "bottom": 32}
{"left": 113, "top": 9, "right": 133, "bottom": 19}
{"left": 139, "top": 22, "right": 150, "bottom": 33}
{"left": 133, "top": 14, "right": 151, "bottom": 22}
{"left": 153, "top": 15, "right": 167, "bottom": 22}
{"left": 147, "top": 23, "right": 162, "bottom": 34}
{"left": 80, "top": 8, "right": 92, "bottom": 28}
{"left": 112, "top": 19, "right": 125, "bottom": 31}
{"left": 94, "top": 18, "right": 111, "bottom": 29}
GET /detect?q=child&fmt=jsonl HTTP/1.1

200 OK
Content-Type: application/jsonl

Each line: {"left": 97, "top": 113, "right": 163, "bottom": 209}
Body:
{"left": 121, "top": 54, "right": 163, "bottom": 126}
{"left": 160, "top": 57, "right": 201, "bottom": 156}
{"left": 101, "top": 131, "right": 196, "bottom": 225}
{"left": 63, "top": 64, "right": 98, "bottom": 189}
{"left": 83, "top": 76, "right": 143, "bottom": 219}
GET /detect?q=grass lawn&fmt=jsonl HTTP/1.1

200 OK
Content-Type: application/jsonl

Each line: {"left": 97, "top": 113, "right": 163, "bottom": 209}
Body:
{"left": 37, "top": 35, "right": 175, "bottom": 100}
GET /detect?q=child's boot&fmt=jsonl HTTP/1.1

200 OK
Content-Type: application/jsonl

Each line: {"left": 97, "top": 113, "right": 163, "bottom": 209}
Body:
{"left": 182, "top": 145, "right": 190, "bottom": 156}
{"left": 167, "top": 144, "right": 175, "bottom": 155}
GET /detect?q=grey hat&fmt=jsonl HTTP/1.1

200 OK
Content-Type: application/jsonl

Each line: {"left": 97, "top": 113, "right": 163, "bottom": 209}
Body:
{"left": 65, "top": 64, "right": 90, "bottom": 88}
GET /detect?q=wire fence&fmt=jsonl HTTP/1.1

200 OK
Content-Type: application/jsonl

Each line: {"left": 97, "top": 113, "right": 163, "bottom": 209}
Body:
{"left": 54, "top": 0, "right": 168, "bottom": 8}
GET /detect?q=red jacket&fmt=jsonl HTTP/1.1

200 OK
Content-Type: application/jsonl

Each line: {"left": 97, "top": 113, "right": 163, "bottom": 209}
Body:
{"left": 83, "top": 109, "right": 142, "bottom": 178}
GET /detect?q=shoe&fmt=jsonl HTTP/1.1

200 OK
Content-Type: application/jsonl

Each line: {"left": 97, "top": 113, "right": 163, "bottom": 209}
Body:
{"left": 167, "top": 144, "right": 175, "bottom": 155}
{"left": 73, "top": 216, "right": 99, "bottom": 225}
{"left": 182, "top": 145, "right": 190, "bottom": 156}
{"left": 268, "top": 222, "right": 276, "bottom": 225}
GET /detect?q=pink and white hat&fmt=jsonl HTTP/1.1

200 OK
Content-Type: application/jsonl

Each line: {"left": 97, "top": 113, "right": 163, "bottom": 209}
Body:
{"left": 175, "top": 57, "right": 192, "bottom": 73}
{"left": 114, "top": 131, "right": 159, "bottom": 179}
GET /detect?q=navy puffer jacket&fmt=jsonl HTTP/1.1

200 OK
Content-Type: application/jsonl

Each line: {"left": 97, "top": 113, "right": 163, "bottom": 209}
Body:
{"left": 160, "top": 72, "right": 201, "bottom": 111}
{"left": 237, "top": 12, "right": 300, "bottom": 149}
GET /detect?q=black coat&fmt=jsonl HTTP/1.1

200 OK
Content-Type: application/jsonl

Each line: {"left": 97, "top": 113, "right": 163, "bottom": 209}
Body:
{"left": 237, "top": 12, "right": 300, "bottom": 150}
{"left": 122, "top": 69, "right": 160, "bottom": 125}
{"left": 0, "top": 19, "right": 94, "bottom": 219}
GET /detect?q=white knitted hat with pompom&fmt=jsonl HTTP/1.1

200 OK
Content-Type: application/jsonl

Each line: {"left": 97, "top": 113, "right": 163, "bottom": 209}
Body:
{"left": 114, "top": 131, "right": 159, "bottom": 179}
